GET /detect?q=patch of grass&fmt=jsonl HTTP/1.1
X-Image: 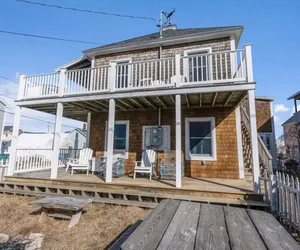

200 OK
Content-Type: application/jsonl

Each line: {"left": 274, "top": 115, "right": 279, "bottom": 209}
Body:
{"left": 0, "top": 195, "right": 151, "bottom": 250}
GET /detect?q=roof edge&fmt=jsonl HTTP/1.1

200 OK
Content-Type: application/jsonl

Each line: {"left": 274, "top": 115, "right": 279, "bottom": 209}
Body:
{"left": 84, "top": 26, "right": 244, "bottom": 57}
{"left": 255, "top": 96, "right": 275, "bottom": 101}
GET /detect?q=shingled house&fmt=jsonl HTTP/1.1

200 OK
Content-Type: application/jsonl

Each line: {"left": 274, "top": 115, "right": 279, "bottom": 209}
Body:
{"left": 6, "top": 25, "right": 275, "bottom": 193}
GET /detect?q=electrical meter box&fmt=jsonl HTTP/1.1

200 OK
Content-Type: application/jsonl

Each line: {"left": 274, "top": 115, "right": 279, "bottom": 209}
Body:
{"left": 145, "top": 127, "right": 163, "bottom": 148}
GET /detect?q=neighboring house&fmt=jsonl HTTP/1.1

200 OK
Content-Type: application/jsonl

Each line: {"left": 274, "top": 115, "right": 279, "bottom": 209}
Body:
{"left": 1, "top": 126, "right": 23, "bottom": 153}
{"left": 0, "top": 99, "right": 8, "bottom": 154}
{"left": 15, "top": 129, "right": 87, "bottom": 149}
{"left": 7, "top": 25, "right": 273, "bottom": 192}
{"left": 282, "top": 91, "right": 300, "bottom": 162}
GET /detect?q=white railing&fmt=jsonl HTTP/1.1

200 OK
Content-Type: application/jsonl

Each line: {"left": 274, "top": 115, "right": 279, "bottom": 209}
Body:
{"left": 17, "top": 46, "right": 252, "bottom": 100}
{"left": 180, "top": 49, "right": 247, "bottom": 85}
{"left": 23, "top": 72, "right": 60, "bottom": 99}
{"left": 115, "top": 58, "right": 176, "bottom": 91}
{"left": 65, "top": 66, "right": 110, "bottom": 95}
{"left": 14, "top": 149, "right": 52, "bottom": 173}
{"left": 277, "top": 171, "right": 300, "bottom": 232}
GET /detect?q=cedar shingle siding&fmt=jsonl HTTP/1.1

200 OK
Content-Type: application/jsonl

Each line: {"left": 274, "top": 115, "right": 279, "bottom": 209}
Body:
{"left": 90, "top": 107, "right": 239, "bottom": 179}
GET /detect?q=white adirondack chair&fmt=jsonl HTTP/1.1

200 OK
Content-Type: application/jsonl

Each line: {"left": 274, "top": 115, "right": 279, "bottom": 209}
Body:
{"left": 66, "top": 148, "right": 93, "bottom": 176}
{"left": 133, "top": 149, "right": 156, "bottom": 180}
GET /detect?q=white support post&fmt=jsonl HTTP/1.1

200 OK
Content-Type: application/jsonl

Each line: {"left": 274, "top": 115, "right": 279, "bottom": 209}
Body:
{"left": 270, "top": 102, "right": 277, "bottom": 167}
{"left": 106, "top": 99, "right": 115, "bottom": 183}
{"left": 17, "top": 74, "right": 26, "bottom": 100}
{"left": 50, "top": 103, "right": 63, "bottom": 179}
{"left": 58, "top": 69, "right": 66, "bottom": 97}
{"left": 235, "top": 106, "right": 244, "bottom": 179}
{"left": 86, "top": 112, "right": 91, "bottom": 148}
{"left": 175, "top": 54, "right": 181, "bottom": 87}
{"left": 109, "top": 62, "right": 117, "bottom": 92}
{"left": 7, "top": 106, "right": 22, "bottom": 176}
{"left": 245, "top": 44, "right": 253, "bottom": 82}
{"left": 230, "top": 35, "right": 237, "bottom": 77}
{"left": 175, "top": 94, "right": 182, "bottom": 188}
{"left": 248, "top": 89, "right": 260, "bottom": 193}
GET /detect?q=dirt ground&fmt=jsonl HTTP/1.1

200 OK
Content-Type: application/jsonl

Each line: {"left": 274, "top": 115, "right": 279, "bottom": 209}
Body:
{"left": 0, "top": 195, "right": 152, "bottom": 250}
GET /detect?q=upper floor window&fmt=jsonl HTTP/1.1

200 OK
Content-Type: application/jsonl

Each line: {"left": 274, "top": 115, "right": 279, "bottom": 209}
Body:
{"left": 184, "top": 48, "right": 212, "bottom": 82}
{"left": 185, "top": 117, "right": 216, "bottom": 161}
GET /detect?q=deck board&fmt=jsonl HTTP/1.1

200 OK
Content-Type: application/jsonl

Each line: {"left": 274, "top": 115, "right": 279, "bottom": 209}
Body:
{"left": 195, "top": 204, "right": 230, "bottom": 250}
{"left": 247, "top": 209, "right": 300, "bottom": 250}
{"left": 156, "top": 201, "right": 200, "bottom": 250}
{"left": 121, "top": 200, "right": 299, "bottom": 250}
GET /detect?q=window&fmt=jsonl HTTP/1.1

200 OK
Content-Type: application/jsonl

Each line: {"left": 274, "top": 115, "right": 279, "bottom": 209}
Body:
{"left": 184, "top": 48, "right": 212, "bottom": 82}
{"left": 105, "top": 120, "right": 129, "bottom": 158}
{"left": 259, "top": 133, "right": 272, "bottom": 152}
{"left": 185, "top": 117, "right": 216, "bottom": 160}
{"left": 115, "top": 59, "right": 131, "bottom": 88}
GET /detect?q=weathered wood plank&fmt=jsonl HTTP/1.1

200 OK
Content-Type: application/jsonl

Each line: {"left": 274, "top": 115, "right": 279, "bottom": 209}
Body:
{"left": 247, "top": 209, "right": 300, "bottom": 250}
{"left": 224, "top": 206, "right": 267, "bottom": 250}
{"left": 156, "top": 201, "right": 200, "bottom": 250}
{"left": 195, "top": 204, "right": 230, "bottom": 250}
{"left": 121, "top": 199, "right": 180, "bottom": 250}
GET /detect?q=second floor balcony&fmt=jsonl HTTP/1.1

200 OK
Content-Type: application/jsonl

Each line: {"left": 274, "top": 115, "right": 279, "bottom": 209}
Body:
{"left": 17, "top": 45, "right": 253, "bottom": 101}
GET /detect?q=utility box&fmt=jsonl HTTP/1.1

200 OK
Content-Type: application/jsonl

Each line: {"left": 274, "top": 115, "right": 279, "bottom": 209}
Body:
{"left": 145, "top": 127, "right": 163, "bottom": 148}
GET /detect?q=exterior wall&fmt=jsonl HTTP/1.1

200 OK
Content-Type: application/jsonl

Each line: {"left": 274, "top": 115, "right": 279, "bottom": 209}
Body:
{"left": 90, "top": 107, "right": 239, "bottom": 179}
{"left": 94, "top": 37, "right": 231, "bottom": 67}
{"left": 255, "top": 100, "right": 272, "bottom": 133}
{"left": 283, "top": 123, "right": 300, "bottom": 161}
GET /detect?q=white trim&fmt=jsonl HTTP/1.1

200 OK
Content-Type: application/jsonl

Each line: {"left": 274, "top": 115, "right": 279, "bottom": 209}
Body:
{"left": 270, "top": 102, "right": 277, "bottom": 167}
{"left": 175, "top": 95, "right": 182, "bottom": 188}
{"left": 230, "top": 35, "right": 236, "bottom": 78}
{"left": 142, "top": 125, "right": 171, "bottom": 151}
{"left": 185, "top": 117, "right": 217, "bottom": 161}
{"left": 235, "top": 106, "right": 244, "bottom": 178}
{"left": 248, "top": 89, "right": 260, "bottom": 193}
{"left": 105, "top": 120, "right": 130, "bottom": 159}
{"left": 183, "top": 47, "right": 213, "bottom": 82}
{"left": 16, "top": 83, "right": 256, "bottom": 107}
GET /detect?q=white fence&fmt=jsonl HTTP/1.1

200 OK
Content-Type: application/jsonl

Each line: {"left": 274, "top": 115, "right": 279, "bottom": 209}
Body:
{"left": 276, "top": 171, "right": 300, "bottom": 232}
{"left": 18, "top": 48, "right": 250, "bottom": 100}
{"left": 14, "top": 149, "right": 52, "bottom": 173}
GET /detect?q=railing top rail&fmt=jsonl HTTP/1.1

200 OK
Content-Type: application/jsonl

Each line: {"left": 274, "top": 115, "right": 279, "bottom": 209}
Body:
{"left": 114, "top": 57, "right": 175, "bottom": 66}
{"left": 66, "top": 65, "right": 111, "bottom": 73}
{"left": 24, "top": 72, "right": 60, "bottom": 78}
{"left": 240, "top": 106, "right": 273, "bottom": 160}
{"left": 181, "top": 49, "right": 245, "bottom": 59}
{"left": 16, "top": 148, "right": 53, "bottom": 150}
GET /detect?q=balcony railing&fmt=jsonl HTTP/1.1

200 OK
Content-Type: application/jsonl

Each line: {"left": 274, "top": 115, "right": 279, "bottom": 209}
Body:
{"left": 18, "top": 46, "right": 252, "bottom": 100}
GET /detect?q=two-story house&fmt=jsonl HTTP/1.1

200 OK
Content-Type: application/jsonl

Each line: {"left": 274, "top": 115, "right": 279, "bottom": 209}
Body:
{"left": 5, "top": 25, "right": 274, "bottom": 195}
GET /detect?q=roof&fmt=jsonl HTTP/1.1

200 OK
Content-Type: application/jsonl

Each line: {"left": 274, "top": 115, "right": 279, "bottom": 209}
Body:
{"left": 65, "top": 128, "right": 87, "bottom": 137}
{"left": 83, "top": 25, "right": 243, "bottom": 57}
{"left": 288, "top": 91, "right": 300, "bottom": 100}
{"left": 282, "top": 116, "right": 295, "bottom": 126}
{"left": 55, "top": 55, "right": 90, "bottom": 72}
{"left": 255, "top": 96, "right": 274, "bottom": 101}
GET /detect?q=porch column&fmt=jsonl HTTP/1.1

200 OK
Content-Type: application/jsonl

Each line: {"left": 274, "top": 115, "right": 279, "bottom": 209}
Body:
{"left": 106, "top": 99, "right": 115, "bottom": 183}
{"left": 50, "top": 103, "right": 63, "bottom": 179}
{"left": 86, "top": 112, "right": 91, "bottom": 148}
{"left": 175, "top": 94, "right": 182, "bottom": 188}
{"left": 235, "top": 106, "right": 244, "bottom": 179}
{"left": 7, "top": 106, "right": 22, "bottom": 176}
{"left": 248, "top": 90, "right": 260, "bottom": 193}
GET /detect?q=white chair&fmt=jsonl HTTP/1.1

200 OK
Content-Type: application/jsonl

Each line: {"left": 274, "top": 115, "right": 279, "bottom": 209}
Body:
{"left": 66, "top": 148, "right": 93, "bottom": 176}
{"left": 133, "top": 149, "right": 156, "bottom": 180}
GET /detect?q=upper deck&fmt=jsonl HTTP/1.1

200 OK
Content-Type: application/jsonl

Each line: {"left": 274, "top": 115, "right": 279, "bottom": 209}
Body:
{"left": 16, "top": 45, "right": 254, "bottom": 106}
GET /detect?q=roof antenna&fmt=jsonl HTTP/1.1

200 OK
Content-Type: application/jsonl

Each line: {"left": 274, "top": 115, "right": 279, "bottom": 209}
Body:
{"left": 158, "top": 9, "right": 176, "bottom": 38}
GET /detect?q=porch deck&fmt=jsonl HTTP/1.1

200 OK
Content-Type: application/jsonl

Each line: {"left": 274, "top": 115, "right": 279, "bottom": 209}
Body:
{"left": 11, "top": 168, "right": 253, "bottom": 194}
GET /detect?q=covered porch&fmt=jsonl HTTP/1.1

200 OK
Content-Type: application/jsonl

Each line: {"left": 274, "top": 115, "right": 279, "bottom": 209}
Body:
{"left": 7, "top": 83, "right": 262, "bottom": 194}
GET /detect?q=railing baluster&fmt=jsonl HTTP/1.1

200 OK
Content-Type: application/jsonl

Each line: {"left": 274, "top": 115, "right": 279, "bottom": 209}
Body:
{"left": 225, "top": 53, "right": 228, "bottom": 80}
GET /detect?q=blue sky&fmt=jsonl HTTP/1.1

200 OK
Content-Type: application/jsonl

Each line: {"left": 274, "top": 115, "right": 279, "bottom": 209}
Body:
{"left": 0, "top": 0, "right": 300, "bottom": 136}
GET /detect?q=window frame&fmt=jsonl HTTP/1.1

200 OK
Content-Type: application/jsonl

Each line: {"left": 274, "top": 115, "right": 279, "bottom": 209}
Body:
{"left": 185, "top": 117, "right": 217, "bottom": 161}
{"left": 105, "top": 120, "right": 130, "bottom": 159}
{"left": 183, "top": 47, "right": 213, "bottom": 83}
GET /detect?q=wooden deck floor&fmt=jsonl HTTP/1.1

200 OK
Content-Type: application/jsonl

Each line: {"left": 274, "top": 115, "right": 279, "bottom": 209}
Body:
{"left": 13, "top": 168, "right": 254, "bottom": 194}
{"left": 121, "top": 200, "right": 300, "bottom": 250}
